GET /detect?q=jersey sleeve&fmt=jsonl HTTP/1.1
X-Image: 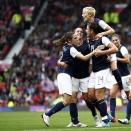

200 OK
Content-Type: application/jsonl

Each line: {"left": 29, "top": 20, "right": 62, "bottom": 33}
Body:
{"left": 70, "top": 47, "right": 81, "bottom": 58}
{"left": 120, "top": 46, "right": 128, "bottom": 56}
{"left": 102, "top": 36, "right": 111, "bottom": 47}
{"left": 109, "top": 54, "right": 117, "bottom": 62}
{"left": 99, "top": 20, "right": 108, "bottom": 30}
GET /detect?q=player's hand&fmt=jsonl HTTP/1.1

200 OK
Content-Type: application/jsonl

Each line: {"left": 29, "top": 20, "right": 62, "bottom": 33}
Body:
{"left": 57, "top": 61, "right": 68, "bottom": 68}
{"left": 96, "top": 45, "right": 105, "bottom": 50}
{"left": 94, "top": 49, "right": 103, "bottom": 57}
{"left": 95, "top": 33, "right": 103, "bottom": 39}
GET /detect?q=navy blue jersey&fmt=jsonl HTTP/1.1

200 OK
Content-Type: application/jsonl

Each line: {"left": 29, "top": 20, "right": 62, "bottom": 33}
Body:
{"left": 71, "top": 40, "right": 90, "bottom": 78}
{"left": 94, "top": 18, "right": 102, "bottom": 27}
{"left": 58, "top": 44, "right": 74, "bottom": 75}
{"left": 93, "top": 18, "right": 111, "bottom": 39}
{"left": 117, "top": 46, "right": 130, "bottom": 76}
{"left": 90, "top": 38, "right": 109, "bottom": 72}
{"left": 86, "top": 18, "right": 107, "bottom": 32}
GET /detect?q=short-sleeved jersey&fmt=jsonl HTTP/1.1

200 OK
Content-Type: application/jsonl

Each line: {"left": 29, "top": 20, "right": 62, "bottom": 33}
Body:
{"left": 71, "top": 40, "right": 91, "bottom": 79}
{"left": 58, "top": 43, "right": 81, "bottom": 75}
{"left": 90, "top": 36, "right": 110, "bottom": 72}
{"left": 117, "top": 45, "right": 130, "bottom": 76}
{"left": 94, "top": 18, "right": 108, "bottom": 30}
{"left": 58, "top": 44, "right": 74, "bottom": 75}
{"left": 86, "top": 18, "right": 108, "bottom": 31}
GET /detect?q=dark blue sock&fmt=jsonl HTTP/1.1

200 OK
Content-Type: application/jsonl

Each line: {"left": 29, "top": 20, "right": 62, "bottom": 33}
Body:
{"left": 92, "top": 99, "right": 100, "bottom": 112}
{"left": 85, "top": 100, "right": 97, "bottom": 117}
{"left": 126, "top": 100, "right": 131, "bottom": 120}
{"left": 46, "top": 102, "right": 65, "bottom": 117}
{"left": 110, "top": 98, "right": 116, "bottom": 117}
{"left": 98, "top": 99, "right": 109, "bottom": 123}
{"left": 112, "top": 69, "right": 123, "bottom": 90}
{"left": 69, "top": 103, "right": 79, "bottom": 124}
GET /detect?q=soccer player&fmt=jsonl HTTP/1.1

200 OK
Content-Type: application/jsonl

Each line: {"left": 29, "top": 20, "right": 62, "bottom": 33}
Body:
{"left": 111, "top": 34, "right": 131, "bottom": 124}
{"left": 82, "top": 7, "right": 126, "bottom": 122}
{"left": 96, "top": 49, "right": 127, "bottom": 122}
{"left": 87, "top": 23, "right": 118, "bottom": 127}
{"left": 97, "top": 36, "right": 130, "bottom": 123}
{"left": 42, "top": 32, "right": 95, "bottom": 127}
{"left": 82, "top": 6, "right": 124, "bottom": 92}
{"left": 67, "top": 27, "right": 100, "bottom": 127}
{"left": 82, "top": 6, "right": 115, "bottom": 38}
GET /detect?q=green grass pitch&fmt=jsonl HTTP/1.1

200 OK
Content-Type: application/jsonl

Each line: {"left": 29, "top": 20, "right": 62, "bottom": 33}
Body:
{"left": 0, "top": 111, "right": 130, "bottom": 131}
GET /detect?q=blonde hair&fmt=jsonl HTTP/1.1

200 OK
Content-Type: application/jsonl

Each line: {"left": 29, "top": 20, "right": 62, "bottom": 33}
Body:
{"left": 83, "top": 7, "right": 96, "bottom": 16}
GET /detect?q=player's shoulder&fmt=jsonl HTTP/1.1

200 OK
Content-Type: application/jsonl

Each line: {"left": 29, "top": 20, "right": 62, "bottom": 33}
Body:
{"left": 120, "top": 45, "right": 127, "bottom": 49}
{"left": 101, "top": 36, "right": 110, "bottom": 41}
{"left": 94, "top": 17, "right": 101, "bottom": 22}
{"left": 120, "top": 45, "right": 128, "bottom": 52}
{"left": 63, "top": 43, "right": 72, "bottom": 50}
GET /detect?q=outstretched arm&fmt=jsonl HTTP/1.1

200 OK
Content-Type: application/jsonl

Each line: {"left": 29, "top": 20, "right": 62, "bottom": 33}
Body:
{"left": 75, "top": 51, "right": 94, "bottom": 61}
{"left": 70, "top": 47, "right": 94, "bottom": 61}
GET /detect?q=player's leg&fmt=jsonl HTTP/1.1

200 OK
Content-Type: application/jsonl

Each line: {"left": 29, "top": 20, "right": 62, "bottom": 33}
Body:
{"left": 110, "top": 57, "right": 124, "bottom": 91}
{"left": 80, "top": 77, "right": 98, "bottom": 119}
{"left": 67, "top": 77, "right": 87, "bottom": 127}
{"left": 83, "top": 92, "right": 101, "bottom": 126}
{"left": 95, "top": 88, "right": 109, "bottom": 127}
{"left": 118, "top": 76, "right": 131, "bottom": 124}
{"left": 67, "top": 77, "right": 80, "bottom": 127}
{"left": 95, "top": 69, "right": 114, "bottom": 127}
{"left": 42, "top": 73, "right": 73, "bottom": 126}
{"left": 88, "top": 72, "right": 103, "bottom": 126}
{"left": 68, "top": 91, "right": 79, "bottom": 126}
{"left": 83, "top": 93, "right": 97, "bottom": 117}
{"left": 118, "top": 91, "right": 130, "bottom": 124}
{"left": 42, "top": 93, "right": 72, "bottom": 126}
{"left": 109, "top": 83, "right": 119, "bottom": 122}
{"left": 88, "top": 72, "right": 100, "bottom": 112}
{"left": 125, "top": 90, "right": 131, "bottom": 123}
{"left": 79, "top": 77, "right": 100, "bottom": 126}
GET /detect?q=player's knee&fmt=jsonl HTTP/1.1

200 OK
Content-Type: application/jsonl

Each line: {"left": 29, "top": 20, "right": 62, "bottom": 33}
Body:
{"left": 95, "top": 93, "right": 104, "bottom": 101}
{"left": 82, "top": 93, "right": 89, "bottom": 100}
{"left": 71, "top": 92, "right": 78, "bottom": 103}
{"left": 88, "top": 93, "right": 94, "bottom": 100}
{"left": 63, "top": 96, "right": 72, "bottom": 105}
{"left": 110, "top": 85, "right": 119, "bottom": 98}
{"left": 71, "top": 97, "right": 77, "bottom": 103}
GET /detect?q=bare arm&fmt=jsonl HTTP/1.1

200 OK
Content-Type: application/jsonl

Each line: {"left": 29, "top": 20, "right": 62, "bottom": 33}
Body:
{"left": 94, "top": 42, "right": 118, "bottom": 57}
{"left": 101, "top": 42, "right": 118, "bottom": 55}
{"left": 70, "top": 47, "right": 94, "bottom": 61}
{"left": 75, "top": 51, "right": 94, "bottom": 61}
{"left": 57, "top": 59, "right": 68, "bottom": 68}
{"left": 96, "top": 20, "right": 115, "bottom": 38}
{"left": 117, "top": 54, "right": 130, "bottom": 64}
{"left": 97, "top": 26, "right": 115, "bottom": 37}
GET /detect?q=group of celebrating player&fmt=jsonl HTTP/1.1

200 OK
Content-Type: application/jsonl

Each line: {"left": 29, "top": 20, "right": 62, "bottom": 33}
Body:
{"left": 41, "top": 6, "right": 131, "bottom": 128}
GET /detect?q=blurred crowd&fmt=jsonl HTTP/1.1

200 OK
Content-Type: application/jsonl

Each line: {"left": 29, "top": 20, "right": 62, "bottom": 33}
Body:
{"left": 0, "top": 0, "right": 131, "bottom": 107}
{"left": 0, "top": 0, "right": 44, "bottom": 59}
